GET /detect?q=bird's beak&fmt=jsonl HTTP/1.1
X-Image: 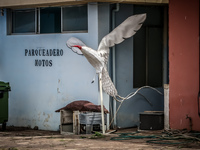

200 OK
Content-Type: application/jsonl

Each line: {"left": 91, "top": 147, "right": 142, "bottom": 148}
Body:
{"left": 72, "top": 45, "right": 82, "bottom": 50}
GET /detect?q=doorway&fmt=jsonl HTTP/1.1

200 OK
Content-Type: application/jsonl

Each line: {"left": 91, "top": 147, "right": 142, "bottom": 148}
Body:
{"left": 111, "top": 4, "right": 168, "bottom": 128}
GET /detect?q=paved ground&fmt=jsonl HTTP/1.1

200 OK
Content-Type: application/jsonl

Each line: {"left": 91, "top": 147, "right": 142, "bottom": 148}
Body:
{"left": 0, "top": 126, "right": 200, "bottom": 150}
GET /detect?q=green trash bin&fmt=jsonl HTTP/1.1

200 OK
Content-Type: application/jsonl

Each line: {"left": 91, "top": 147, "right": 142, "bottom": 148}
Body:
{"left": 0, "top": 81, "right": 11, "bottom": 131}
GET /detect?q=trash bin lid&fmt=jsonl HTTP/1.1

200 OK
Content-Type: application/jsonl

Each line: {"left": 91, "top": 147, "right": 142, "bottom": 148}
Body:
{"left": 0, "top": 81, "right": 11, "bottom": 91}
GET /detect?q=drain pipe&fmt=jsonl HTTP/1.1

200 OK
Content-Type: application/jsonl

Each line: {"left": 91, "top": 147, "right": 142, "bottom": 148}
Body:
{"left": 112, "top": 3, "right": 119, "bottom": 128}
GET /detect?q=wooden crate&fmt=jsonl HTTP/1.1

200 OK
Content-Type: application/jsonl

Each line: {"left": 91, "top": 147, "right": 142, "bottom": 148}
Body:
{"left": 60, "top": 110, "right": 106, "bottom": 134}
{"left": 60, "top": 110, "right": 73, "bottom": 134}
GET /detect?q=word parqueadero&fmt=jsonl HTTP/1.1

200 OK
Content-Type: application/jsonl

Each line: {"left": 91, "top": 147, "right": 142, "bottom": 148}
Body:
{"left": 25, "top": 49, "right": 64, "bottom": 67}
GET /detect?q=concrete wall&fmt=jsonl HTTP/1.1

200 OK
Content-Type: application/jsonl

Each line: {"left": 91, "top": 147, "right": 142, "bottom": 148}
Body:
{"left": 169, "top": 0, "right": 200, "bottom": 131}
{"left": 0, "top": 3, "right": 111, "bottom": 131}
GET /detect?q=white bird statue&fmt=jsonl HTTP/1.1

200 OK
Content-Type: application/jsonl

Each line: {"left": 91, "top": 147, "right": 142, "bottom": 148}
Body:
{"left": 66, "top": 14, "right": 164, "bottom": 133}
{"left": 67, "top": 13, "right": 147, "bottom": 99}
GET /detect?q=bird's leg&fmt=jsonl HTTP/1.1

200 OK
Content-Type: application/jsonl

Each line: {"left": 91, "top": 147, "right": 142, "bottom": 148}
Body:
{"left": 99, "top": 72, "right": 105, "bottom": 134}
{"left": 91, "top": 71, "right": 96, "bottom": 83}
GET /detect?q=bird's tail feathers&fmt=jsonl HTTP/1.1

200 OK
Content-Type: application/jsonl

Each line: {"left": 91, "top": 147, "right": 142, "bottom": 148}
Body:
{"left": 102, "top": 67, "right": 118, "bottom": 97}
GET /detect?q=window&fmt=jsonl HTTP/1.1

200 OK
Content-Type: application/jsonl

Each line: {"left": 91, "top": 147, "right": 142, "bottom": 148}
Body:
{"left": 11, "top": 9, "right": 36, "bottom": 33}
{"left": 40, "top": 7, "right": 61, "bottom": 33}
{"left": 7, "top": 5, "right": 88, "bottom": 34}
{"left": 62, "top": 5, "right": 88, "bottom": 32}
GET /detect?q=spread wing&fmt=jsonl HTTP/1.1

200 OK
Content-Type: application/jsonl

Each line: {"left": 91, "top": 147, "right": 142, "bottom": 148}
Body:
{"left": 66, "top": 37, "right": 86, "bottom": 55}
{"left": 97, "top": 13, "right": 146, "bottom": 64}
{"left": 102, "top": 67, "right": 118, "bottom": 97}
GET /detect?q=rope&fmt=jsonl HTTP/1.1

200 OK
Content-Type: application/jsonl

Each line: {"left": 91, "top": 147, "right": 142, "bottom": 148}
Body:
{"left": 110, "top": 132, "right": 157, "bottom": 141}
{"left": 114, "top": 86, "right": 163, "bottom": 102}
{"left": 109, "top": 86, "right": 163, "bottom": 128}
{"left": 110, "top": 131, "right": 200, "bottom": 145}
{"left": 146, "top": 138, "right": 194, "bottom": 145}
{"left": 109, "top": 100, "right": 124, "bottom": 128}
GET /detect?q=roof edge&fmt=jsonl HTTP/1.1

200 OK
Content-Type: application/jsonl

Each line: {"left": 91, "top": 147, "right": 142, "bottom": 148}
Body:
{"left": 0, "top": 0, "right": 168, "bottom": 8}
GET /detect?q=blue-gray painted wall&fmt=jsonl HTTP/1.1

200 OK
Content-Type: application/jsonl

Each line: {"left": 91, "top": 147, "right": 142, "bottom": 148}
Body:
{"left": 0, "top": 3, "right": 164, "bottom": 130}
{"left": 0, "top": 3, "right": 111, "bottom": 131}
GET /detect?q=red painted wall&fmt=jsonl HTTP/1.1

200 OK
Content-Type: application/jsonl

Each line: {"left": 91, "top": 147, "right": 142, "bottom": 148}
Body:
{"left": 169, "top": 0, "right": 200, "bottom": 131}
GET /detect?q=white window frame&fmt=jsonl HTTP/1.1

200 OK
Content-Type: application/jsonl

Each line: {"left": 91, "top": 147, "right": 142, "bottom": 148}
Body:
{"left": 7, "top": 5, "right": 88, "bottom": 35}
{"left": 8, "top": 8, "right": 37, "bottom": 35}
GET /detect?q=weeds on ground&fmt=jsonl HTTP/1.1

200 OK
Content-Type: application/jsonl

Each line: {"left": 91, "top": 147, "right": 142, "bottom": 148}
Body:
{"left": 89, "top": 132, "right": 105, "bottom": 139}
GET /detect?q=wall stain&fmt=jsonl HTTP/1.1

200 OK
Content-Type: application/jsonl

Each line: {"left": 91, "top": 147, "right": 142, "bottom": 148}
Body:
{"left": 57, "top": 88, "right": 60, "bottom": 93}
{"left": 43, "top": 113, "right": 51, "bottom": 129}
{"left": 37, "top": 112, "right": 41, "bottom": 121}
